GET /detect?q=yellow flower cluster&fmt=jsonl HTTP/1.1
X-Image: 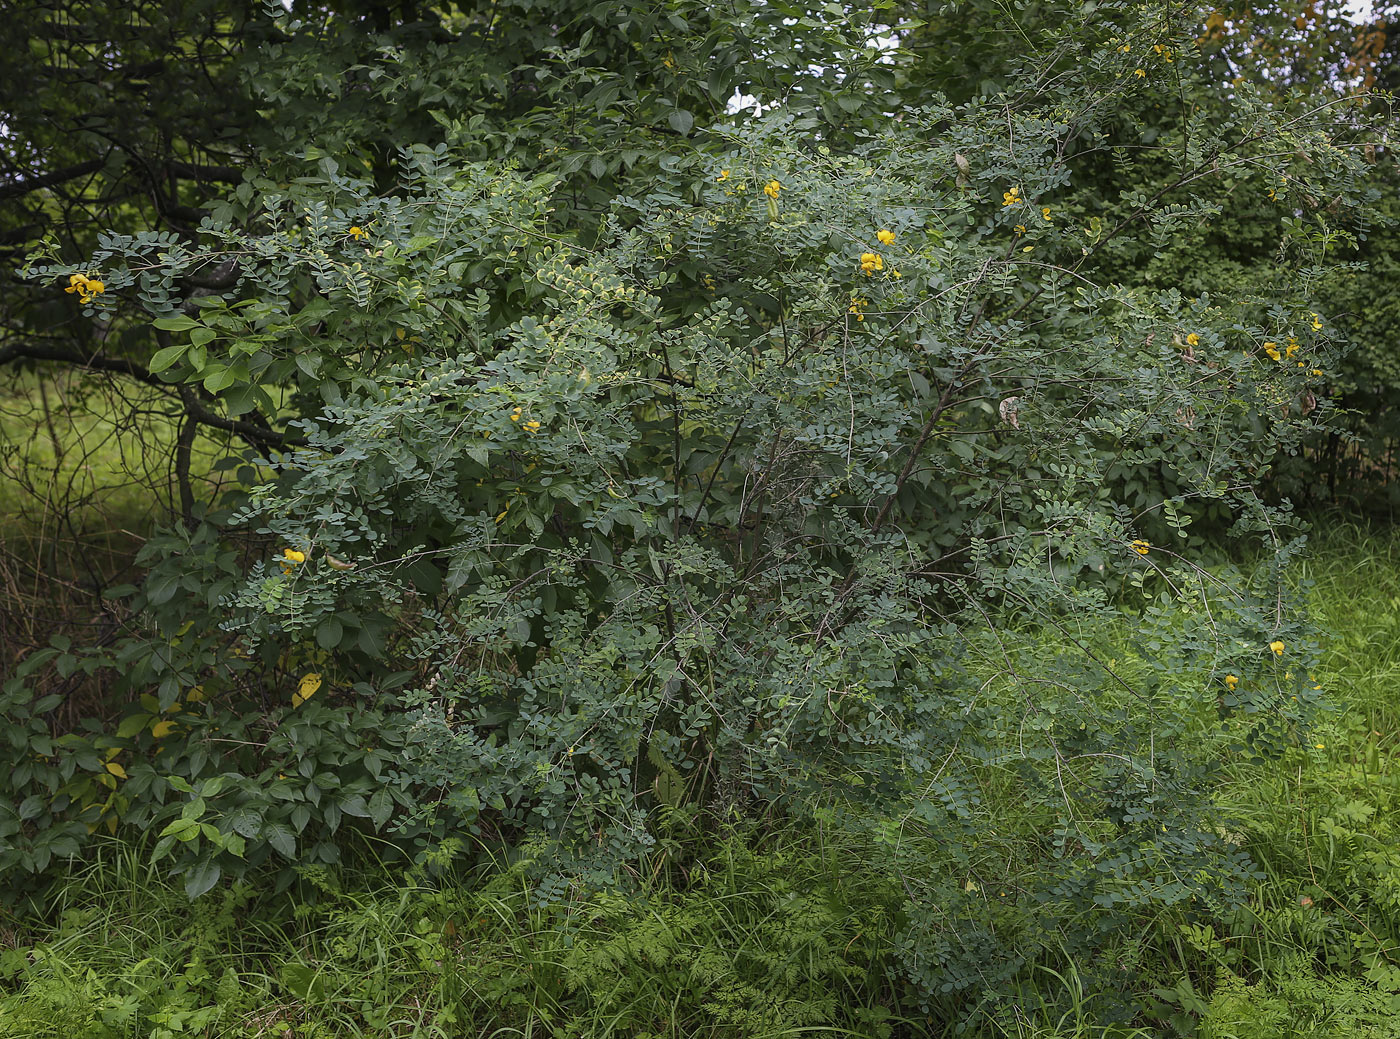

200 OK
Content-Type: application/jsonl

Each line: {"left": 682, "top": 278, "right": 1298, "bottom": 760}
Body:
{"left": 280, "top": 547, "right": 305, "bottom": 575}
{"left": 348, "top": 225, "right": 367, "bottom": 240}
{"left": 859, "top": 252, "right": 884, "bottom": 276}
{"left": 511, "top": 406, "right": 541, "bottom": 433}
{"left": 1130, "top": 539, "right": 1150, "bottom": 555}
{"left": 716, "top": 169, "right": 729, "bottom": 182}
{"left": 1186, "top": 333, "right": 1200, "bottom": 347}
{"left": 64, "top": 273, "right": 105, "bottom": 304}
{"left": 1002, "top": 186, "right": 1021, "bottom": 207}
{"left": 763, "top": 179, "right": 781, "bottom": 199}
{"left": 848, "top": 297, "right": 868, "bottom": 322}
{"left": 876, "top": 228, "right": 896, "bottom": 245}
{"left": 1269, "top": 640, "right": 1285, "bottom": 657}
{"left": 1224, "top": 674, "right": 1239, "bottom": 690}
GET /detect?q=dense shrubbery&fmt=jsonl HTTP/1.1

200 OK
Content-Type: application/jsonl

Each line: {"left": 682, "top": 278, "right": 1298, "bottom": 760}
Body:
{"left": 1, "top": 0, "right": 1393, "bottom": 1023}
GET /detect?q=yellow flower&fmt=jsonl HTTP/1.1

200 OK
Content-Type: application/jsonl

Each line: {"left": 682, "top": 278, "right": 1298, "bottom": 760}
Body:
{"left": 876, "top": 228, "right": 896, "bottom": 245}
{"left": 348, "top": 225, "right": 366, "bottom": 240}
{"left": 859, "top": 251, "right": 884, "bottom": 276}
{"left": 524, "top": 419, "right": 541, "bottom": 433}
{"left": 282, "top": 548, "right": 305, "bottom": 564}
{"left": 1311, "top": 312, "right": 1323, "bottom": 331}
{"left": 1014, "top": 224, "right": 1026, "bottom": 235}
{"left": 1002, "top": 186, "right": 1021, "bottom": 206}
{"left": 510, "top": 406, "right": 522, "bottom": 422}
{"left": 64, "top": 272, "right": 105, "bottom": 304}
{"left": 1269, "top": 640, "right": 1285, "bottom": 657}
{"left": 1225, "top": 674, "right": 1239, "bottom": 690}
{"left": 763, "top": 179, "right": 781, "bottom": 199}
{"left": 716, "top": 169, "right": 729, "bottom": 182}
{"left": 1264, "top": 342, "right": 1281, "bottom": 362}
{"left": 1314, "top": 743, "right": 1325, "bottom": 750}
{"left": 1311, "top": 368, "right": 1323, "bottom": 376}
{"left": 1041, "top": 206, "right": 1052, "bottom": 221}
{"left": 848, "top": 298, "right": 867, "bottom": 322}
{"left": 1131, "top": 539, "right": 1150, "bottom": 555}
{"left": 1119, "top": 43, "right": 1131, "bottom": 52}
{"left": 1134, "top": 68, "right": 1146, "bottom": 78}
{"left": 1285, "top": 340, "right": 1299, "bottom": 358}
{"left": 892, "top": 269, "right": 901, "bottom": 279}
{"left": 1186, "top": 333, "right": 1200, "bottom": 347}
{"left": 1266, "top": 188, "right": 1277, "bottom": 200}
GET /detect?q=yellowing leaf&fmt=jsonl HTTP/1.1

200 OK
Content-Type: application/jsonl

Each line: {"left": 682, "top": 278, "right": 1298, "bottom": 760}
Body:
{"left": 293, "top": 672, "right": 322, "bottom": 708}
{"left": 105, "top": 762, "right": 128, "bottom": 779}
{"left": 152, "top": 720, "right": 176, "bottom": 739}
{"left": 185, "top": 685, "right": 205, "bottom": 703}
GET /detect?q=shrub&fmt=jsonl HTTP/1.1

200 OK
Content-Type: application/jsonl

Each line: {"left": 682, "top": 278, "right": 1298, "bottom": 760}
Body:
{"left": 3, "top": 0, "right": 1387, "bottom": 1019}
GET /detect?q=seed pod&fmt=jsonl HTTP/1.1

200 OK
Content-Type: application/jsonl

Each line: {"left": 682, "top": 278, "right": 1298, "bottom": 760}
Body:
{"left": 999, "top": 396, "right": 1021, "bottom": 429}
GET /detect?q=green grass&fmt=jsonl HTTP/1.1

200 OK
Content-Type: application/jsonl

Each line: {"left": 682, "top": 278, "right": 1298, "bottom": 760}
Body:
{"left": 0, "top": 371, "right": 229, "bottom": 564}
{"left": 5, "top": 520, "right": 1400, "bottom": 1038}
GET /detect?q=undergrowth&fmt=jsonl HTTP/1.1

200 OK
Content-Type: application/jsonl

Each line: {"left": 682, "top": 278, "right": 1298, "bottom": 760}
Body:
{"left": 3, "top": 519, "right": 1400, "bottom": 1037}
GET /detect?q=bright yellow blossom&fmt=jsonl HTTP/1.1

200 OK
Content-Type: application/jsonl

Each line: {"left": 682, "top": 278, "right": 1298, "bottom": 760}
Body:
{"left": 1134, "top": 68, "right": 1146, "bottom": 78}
{"left": 1131, "top": 539, "right": 1150, "bottom": 555}
{"left": 1041, "top": 206, "right": 1052, "bottom": 221}
{"left": 348, "top": 226, "right": 366, "bottom": 240}
{"left": 64, "top": 273, "right": 106, "bottom": 304}
{"left": 1264, "top": 342, "right": 1281, "bottom": 361}
{"left": 1002, "top": 186, "right": 1021, "bottom": 206}
{"left": 716, "top": 169, "right": 729, "bottom": 182}
{"left": 1225, "top": 674, "right": 1239, "bottom": 690}
{"left": 763, "top": 179, "right": 781, "bottom": 199}
{"left": 859, "top": 252, "right": 884, "bottom": 276}
{"left": 1269, "top": 640, "right": 1285, "bottom": 657}
{"left": 1186, "top": 333, "right": 1200, "bottom": 347}
{"left": 876, "top": 228, "right": 896, "bottom": 245}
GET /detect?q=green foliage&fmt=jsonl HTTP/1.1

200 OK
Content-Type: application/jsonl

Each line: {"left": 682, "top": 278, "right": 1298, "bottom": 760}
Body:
{"left": 1, "top": 0, "right": 1393, "bottom": 1022}
{"left": 6, "top": 525, "right": 1400, "bottom": 1035}
{"left": 0, "top": 829, "right": 912, "bottom": 1039}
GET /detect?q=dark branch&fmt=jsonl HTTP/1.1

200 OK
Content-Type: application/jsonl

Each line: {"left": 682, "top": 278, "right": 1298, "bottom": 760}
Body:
{"left": 0, "top": 342, "right": 306, "bottom": 449}
{"left": 0, "top": 159, "right": 105, "bottom": 202}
